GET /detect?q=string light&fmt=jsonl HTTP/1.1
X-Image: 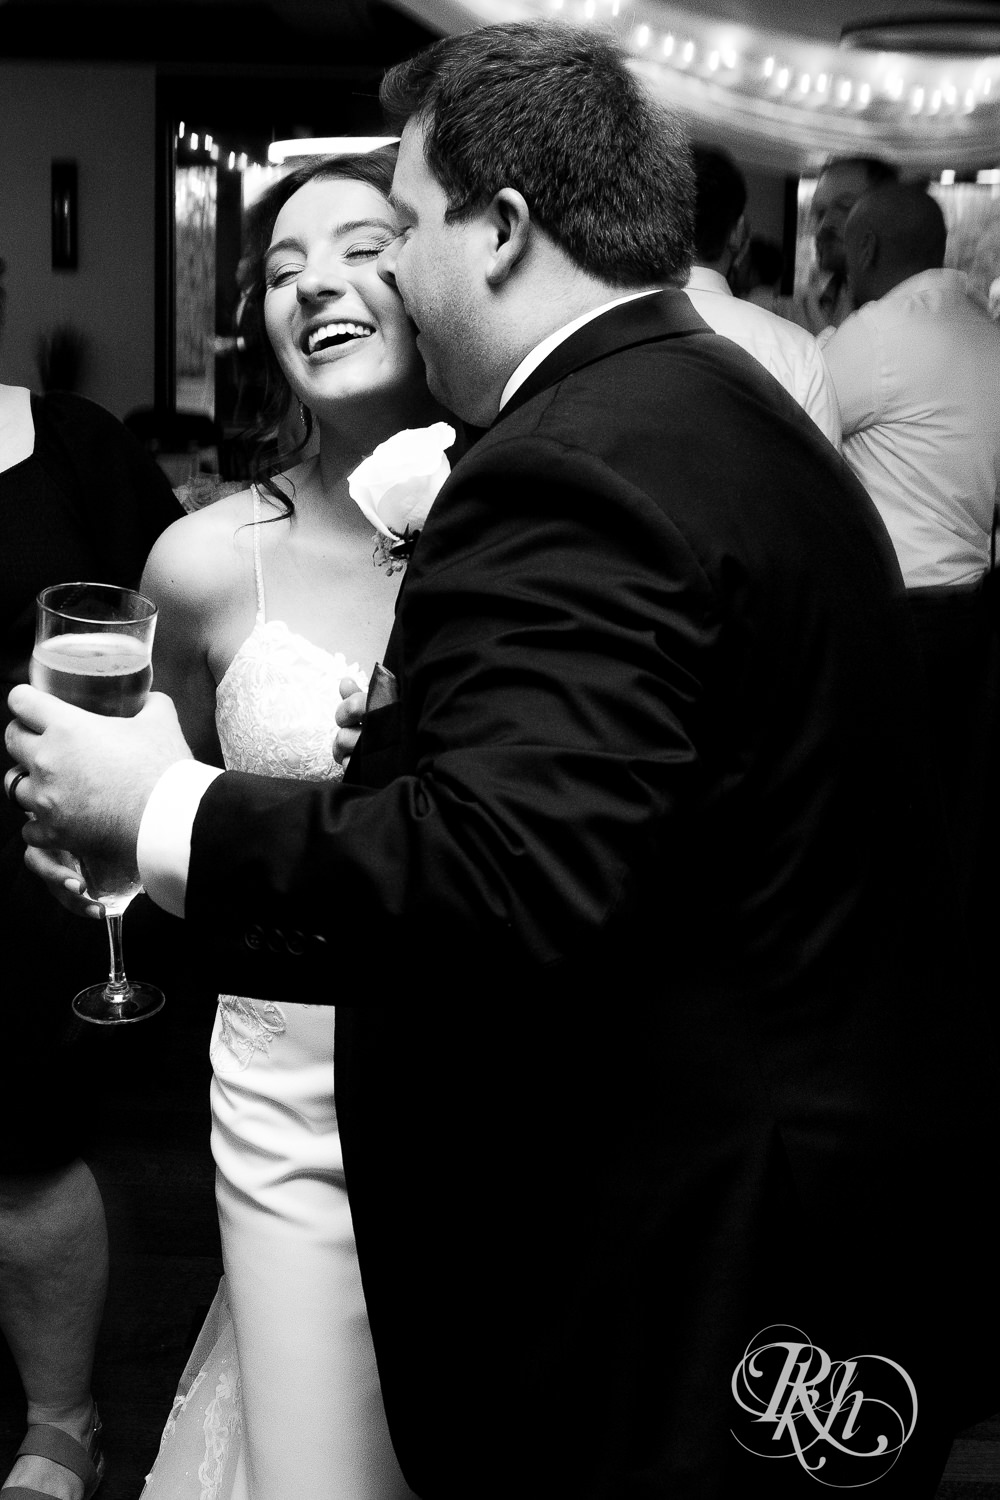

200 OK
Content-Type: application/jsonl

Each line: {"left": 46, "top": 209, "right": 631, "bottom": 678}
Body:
{"left": 600, "top": 8, "right": 996, "bottom": 140}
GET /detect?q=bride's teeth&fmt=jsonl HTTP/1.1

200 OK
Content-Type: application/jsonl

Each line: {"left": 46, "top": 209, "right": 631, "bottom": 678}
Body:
{"left": 307, "top": 323, "right": 374, "bottom": 353}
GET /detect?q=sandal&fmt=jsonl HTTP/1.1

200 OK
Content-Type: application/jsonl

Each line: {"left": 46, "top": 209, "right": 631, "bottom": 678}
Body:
{"left": 2, "top": 1408, "right": 105, "bottom": 1500}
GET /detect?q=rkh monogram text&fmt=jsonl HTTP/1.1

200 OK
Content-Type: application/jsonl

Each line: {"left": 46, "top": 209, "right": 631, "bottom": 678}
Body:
{"left": 731, "top": 1326, "right": 917, "bottom": 1487}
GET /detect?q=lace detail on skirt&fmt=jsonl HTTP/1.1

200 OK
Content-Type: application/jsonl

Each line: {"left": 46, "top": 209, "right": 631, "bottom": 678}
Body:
{"left": 213, "top": 997, "right": 287, "bottom": 1070}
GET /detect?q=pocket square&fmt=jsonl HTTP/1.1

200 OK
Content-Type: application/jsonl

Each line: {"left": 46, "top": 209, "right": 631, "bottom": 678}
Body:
{"left": 367, "top": 662, "right": 399, "bottom": 712}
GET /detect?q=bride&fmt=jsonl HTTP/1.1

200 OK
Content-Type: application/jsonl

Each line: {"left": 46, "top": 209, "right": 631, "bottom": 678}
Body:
{"left": 133, "top": 147, "right": 453, "bottom": 1499}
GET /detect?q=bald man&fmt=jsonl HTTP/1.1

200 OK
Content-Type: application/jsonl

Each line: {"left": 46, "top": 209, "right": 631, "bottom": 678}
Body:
{"left": 825, "top": 181, "right": 1000, "bottom": 954}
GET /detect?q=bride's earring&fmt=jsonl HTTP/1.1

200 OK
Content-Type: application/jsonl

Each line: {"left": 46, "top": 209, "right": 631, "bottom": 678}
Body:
{"left": 298, "top": 399, "right": 308, "bottom": 428}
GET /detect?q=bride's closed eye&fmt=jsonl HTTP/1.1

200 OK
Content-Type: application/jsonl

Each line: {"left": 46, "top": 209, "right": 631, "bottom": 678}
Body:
{"left": 343, "top": 241, "right": 394, "bottom": 263}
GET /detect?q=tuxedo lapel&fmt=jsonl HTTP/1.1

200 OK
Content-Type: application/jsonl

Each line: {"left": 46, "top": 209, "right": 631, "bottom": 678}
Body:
{"left": 497, "top": 287, "right": 710, "bottom": 423}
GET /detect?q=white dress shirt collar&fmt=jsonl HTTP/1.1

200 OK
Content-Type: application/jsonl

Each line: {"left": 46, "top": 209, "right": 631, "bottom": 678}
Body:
{"left": 685, "top": 265, "right": 733, "bottom": 298}
{"left": 499, "top": 289, "right": 662, "bottom": 412}
{"left": 0, "top": 384, "right": 34, "bottom": 474}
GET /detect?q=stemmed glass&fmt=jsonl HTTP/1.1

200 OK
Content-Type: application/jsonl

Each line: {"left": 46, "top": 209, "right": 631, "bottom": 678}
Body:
{"left": 30, "top": 582, "right": 165, "bottom": 1024}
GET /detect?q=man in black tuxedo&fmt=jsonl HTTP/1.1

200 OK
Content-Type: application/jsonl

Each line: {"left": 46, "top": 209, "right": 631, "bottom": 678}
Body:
{"left": 8, "top": 21, "right": 1000, "bottom": 1498}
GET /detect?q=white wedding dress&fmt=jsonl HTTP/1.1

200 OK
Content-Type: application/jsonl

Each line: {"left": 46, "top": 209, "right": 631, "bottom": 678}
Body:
{"left": 141, "top": 492, "right": 416, "bottom": 1500}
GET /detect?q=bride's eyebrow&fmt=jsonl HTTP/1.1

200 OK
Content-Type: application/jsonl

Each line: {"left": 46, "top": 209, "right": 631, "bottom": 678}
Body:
{"left": 330, "top": 217, "right": 398, "bottom": 239}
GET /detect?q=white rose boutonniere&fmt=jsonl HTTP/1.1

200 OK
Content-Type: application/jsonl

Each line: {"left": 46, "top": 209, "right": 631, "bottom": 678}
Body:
{"left": 348, "top": 421, "right": 456, "bottom": 575}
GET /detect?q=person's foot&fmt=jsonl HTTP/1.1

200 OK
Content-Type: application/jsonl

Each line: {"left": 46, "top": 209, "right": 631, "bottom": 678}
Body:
{"left": 1, "top": 1402, "right": 101, "bottom": 1500}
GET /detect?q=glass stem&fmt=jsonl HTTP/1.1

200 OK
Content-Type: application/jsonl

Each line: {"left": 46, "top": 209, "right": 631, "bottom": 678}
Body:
{"left": 104, "top": 913, "right": 132, "bottom": 998}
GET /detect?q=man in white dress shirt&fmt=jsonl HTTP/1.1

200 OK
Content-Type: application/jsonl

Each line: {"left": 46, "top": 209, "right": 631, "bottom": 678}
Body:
{"left": 684, "top": 146, "right": 841, "bottom": 446}
{"left": 824, "top": 180, "right": 1000, "bottom": 948}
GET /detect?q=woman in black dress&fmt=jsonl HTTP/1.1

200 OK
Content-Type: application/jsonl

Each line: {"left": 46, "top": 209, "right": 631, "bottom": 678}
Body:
{"left": 0, "top": 369, "right": 182, "bottom": 1500}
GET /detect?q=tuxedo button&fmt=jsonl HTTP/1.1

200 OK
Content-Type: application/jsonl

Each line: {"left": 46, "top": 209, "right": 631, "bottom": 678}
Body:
{"left": 244, "top": 923, "right": 264, "bottom": 951}
{"left": 286, "top": 929, "right": 306, "bottom": 956}
{"left": 265, "top": 927, "right": 284, "bottom": 954}
{"left": 309, "top": 933, "right": 327, "bottom": 951}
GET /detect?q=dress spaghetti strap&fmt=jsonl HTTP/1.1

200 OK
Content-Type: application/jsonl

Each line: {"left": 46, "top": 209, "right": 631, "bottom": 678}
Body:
{"left": 250, "top": 484, "right": 267, "bottom": 625}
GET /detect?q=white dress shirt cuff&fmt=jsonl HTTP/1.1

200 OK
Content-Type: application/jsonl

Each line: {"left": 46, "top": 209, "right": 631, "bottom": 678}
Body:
{"left": 137, "top": 759, "right": 224, "bottom": 919}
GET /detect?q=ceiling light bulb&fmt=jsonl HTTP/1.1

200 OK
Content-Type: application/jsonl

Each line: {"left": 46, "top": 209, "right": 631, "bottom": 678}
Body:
{"left": 635, "top": 24, "right": 650, "bottom": 46}
{"left": 799, "top": 73, "right": 811, "bottom": 93}
{"left": 911, "top": 86, "right": 925, "bottom": 110}
{"left": 708, "top": 50, "right": 719, "bottom": 71}
{"left": 682, "top": 40, "right": 695, "bottom": 65}
{"left": 776, "top": 66, "right": 790, "bottom": 90}
{"left": 662, "top": 33, "right": 675, "bottom": 56}
{"left": 763, "top": 56, "right": 775, "bottom": 78}
{"left": 858, "top": 82, "right": 871, "bottom": 106}
{"left": 838, "top": 79, "right": 852, "bottom": 104}
{"left": 817, "top": 74, "right": 829, "bottom": 93}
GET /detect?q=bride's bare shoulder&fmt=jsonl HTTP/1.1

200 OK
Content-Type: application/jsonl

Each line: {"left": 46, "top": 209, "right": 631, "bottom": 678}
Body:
{"left": 141, "top": 486, "right": 259, "bottom": 607}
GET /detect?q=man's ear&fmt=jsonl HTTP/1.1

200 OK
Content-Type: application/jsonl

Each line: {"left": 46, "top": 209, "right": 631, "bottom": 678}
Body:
{"left": 485, "top": 188, "right": 531, "bottom": 288}
{"left": 856, "top": 228, "right": 878, "bottom": 272}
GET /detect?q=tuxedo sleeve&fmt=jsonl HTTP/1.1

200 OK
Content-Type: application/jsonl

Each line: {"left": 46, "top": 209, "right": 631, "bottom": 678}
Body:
{"left": 185, "top": 433, "right": 718, "bottom": 1000}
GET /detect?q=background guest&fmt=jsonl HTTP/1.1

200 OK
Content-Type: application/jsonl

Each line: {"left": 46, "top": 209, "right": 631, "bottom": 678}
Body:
{"left": 0, "top": 291, "right": 182, "bottom": 1498}
{"left": 757, "top": 154, "right": 899, "bottom": 338}
{"left": 823, "top": 181, "right": 1000, "bottom": 953}
{"left": 683, "top": 145, "right": 841, "bottom": 446}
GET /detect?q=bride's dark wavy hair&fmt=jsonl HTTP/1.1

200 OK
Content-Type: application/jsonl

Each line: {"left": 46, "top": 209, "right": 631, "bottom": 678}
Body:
{"left": 236, "top": 144, "right": 399, "bottom": 515}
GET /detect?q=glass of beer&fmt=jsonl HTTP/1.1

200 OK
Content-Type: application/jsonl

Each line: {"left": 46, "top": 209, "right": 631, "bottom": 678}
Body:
{"left": 31, "top": 582, "right": 165, "bottom": 1025}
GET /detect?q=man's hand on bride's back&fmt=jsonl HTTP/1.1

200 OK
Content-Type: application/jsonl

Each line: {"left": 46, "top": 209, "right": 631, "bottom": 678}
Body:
{"left": 334, "top": 678, "right": 367, "bottom": 766}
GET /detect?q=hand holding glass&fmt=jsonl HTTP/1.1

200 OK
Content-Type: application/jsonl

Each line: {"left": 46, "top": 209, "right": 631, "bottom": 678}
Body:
{"left": 31, "top": 582, "right": 164, "bottom": 1024}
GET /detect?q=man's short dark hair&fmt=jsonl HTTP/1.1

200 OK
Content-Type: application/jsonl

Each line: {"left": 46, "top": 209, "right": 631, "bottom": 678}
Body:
{"left": 691, "top": 146, "right": 747, "bottom": 262}
{"left": 380, "top": 20, "right": 694, "bottom": 287}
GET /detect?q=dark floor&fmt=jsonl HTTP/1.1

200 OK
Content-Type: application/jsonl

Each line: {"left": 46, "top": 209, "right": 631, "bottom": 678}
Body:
{"left": 1, "top": 969, "right": 999, "bottom": 1499}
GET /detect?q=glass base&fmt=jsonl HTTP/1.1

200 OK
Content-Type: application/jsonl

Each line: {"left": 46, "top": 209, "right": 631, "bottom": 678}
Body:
{"left": 72, "top": 980, "right": 165, "bottom": 1025}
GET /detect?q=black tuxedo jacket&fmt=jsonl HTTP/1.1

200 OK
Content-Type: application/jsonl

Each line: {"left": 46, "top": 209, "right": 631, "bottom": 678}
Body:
{"left": 188, "top": 293, "right": 999, "bottom": 1497}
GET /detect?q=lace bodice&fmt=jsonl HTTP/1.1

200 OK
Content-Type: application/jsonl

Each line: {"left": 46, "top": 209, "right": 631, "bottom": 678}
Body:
{"left": 215, "top": 487, "right": 369, "bottom": 782}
